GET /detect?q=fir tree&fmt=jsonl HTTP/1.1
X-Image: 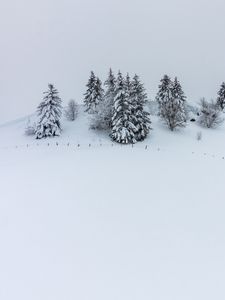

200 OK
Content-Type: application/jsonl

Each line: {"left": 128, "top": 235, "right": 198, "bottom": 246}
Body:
{"left": 111, "top": 72, "right": 137, "bottom": 144}
{"left": 156, "top": 75, "right": 186, "bottom": 131}
{"left": 217, "top": 82, "right": 225, "bottom": 111}
{"left": 36, "top": 84, "right": 62, "bottom": 139}
{"left": 104, "top": 68, "right": 116, "bottom": 101}
{"left": 91, "top": 68, "right": 116, "bottom": 130}
{"left": 84, "top": 71, "right": 96, "bottom": 113}
{"left": 103, "top": 68, "right": 116, "bottom": 128}
{"left": 83, "top": 71, "right": 104, "bottom": 114}
{"left": 172, "top": 77, "right": 186, "bottom": 102}
{"left": 156, "top": 74, "right": 172, "bottom": 114}
{"left": 124, "top": 73, "right": 132, "bottom": 98}
{"left": 170, "top": 77, "right": 187, "bottom": 127}
{"left": 95, "top": 77, "right": 104, "bottom": 107}
{"left": 131, "top": 74, "right": 151, "bottom": 141}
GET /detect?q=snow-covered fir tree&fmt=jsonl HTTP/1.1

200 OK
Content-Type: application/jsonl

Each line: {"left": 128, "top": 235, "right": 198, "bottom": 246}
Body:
{"left": 124, "top": 73, "right": 132, "bottom": 98}
{"left": 156, "top": 74, "right": 172, "bottom": 114}
{"left": 172, "top": 77, "right": 186, "bottom": 103}
{"left": 36, "top": 84, "right": 62, "bottom": 139}
{"left": 90, "top": 69, "right": 116, "bottom": 130}
{"left": 131, "top": 74, "right": 151, "bottom": 141}
{"left": 95, "top": 77, "right": 104, "bottom": 106}
{"left": 111, "top": 72, "right": 137, "bottom": 144}
{"left": 217, "top": 82, "right": 225, "bottom": 111}
{"left": 102, "top": 68, "right": 116, "bottom": 128}
{"left": 84, "top": 71, "right": 104, "bottom": 114}
{"left": 170, "top": 76, "right": 187, "bottom": 125}
{"left": 84, "top": 71, "right": 96, "bottom": 113}
{"left": 156, "top": 75, "right": 186, "bottom": 131}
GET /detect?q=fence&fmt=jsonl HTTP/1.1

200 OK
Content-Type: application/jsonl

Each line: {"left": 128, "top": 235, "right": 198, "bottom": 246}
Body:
{"left": 0, "top": 141, "right": 224, "bottom": 160}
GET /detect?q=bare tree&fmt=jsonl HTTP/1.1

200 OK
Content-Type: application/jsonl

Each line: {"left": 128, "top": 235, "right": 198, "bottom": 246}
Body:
{"left": 198, "top": 98, "right": 224, "bottom": 128}
{"left": 64, "top": 99, "right": 78, "bottom": 121}
{"left": 25, "top": 118, "right": 36, "bottom": 136}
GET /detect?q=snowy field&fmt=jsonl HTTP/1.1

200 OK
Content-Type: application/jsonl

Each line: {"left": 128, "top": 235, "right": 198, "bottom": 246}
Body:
{"left": 0, "top": 109, "right": 225, "bottom": 300}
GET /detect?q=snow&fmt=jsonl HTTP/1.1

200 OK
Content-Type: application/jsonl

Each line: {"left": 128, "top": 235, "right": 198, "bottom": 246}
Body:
{"left": 0, "top": 106, "right": 225, "bottom": 300}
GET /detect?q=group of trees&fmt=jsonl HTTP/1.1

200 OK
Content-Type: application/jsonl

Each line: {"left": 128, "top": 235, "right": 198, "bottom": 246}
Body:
{"left": 84, "top": 69, "right": 151, "bottom": 143}
{"left": 156, "top": 75, "right": 187, "bottom": 131}
{"left": 156, "top": 76, "right": 225, "bottom": 130}
{"left": 30, "top": 73, "right": 225, "bottom": 140}
{"left": 198, "top": 82, "right": 225, "bottom": 128}
{"left": 198, "top": 98, "right": 223, "bottom": 128}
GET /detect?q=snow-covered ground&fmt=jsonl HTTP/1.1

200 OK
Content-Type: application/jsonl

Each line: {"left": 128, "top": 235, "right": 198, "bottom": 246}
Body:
{"left": 0, "top": 107, "right": 225, "bottom": 300}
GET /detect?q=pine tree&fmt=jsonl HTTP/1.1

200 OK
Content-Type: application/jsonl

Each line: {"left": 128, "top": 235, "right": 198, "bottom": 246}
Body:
{"left": 131, "top": 74, "right": 151, "bottom": 141}
{"left": 217, "top": 82, "right": 225, "bottom": 111}
{"left": 95, "top": 77, "right": 104, "bottom": 107}
{"left": 111, "top": 72, "right": 137, "bottom": 144}
{"left": 103, "top": 68, "right": 116, "bottom": 128}
{"left": 172, "top": 77, "right": 186, "bottom": 102}
{"left": 156, "top": 74, "right": 172, "bottom": 114}
{"left": 156, "top": 75, "right": 186, "bottom": 131}
{"left": 84, "top": 71, "right": 96, "bottom": 113}
{"left": 91, "top": 68, "right": 116, "bottom": 130}
{"left": 170, "top": 77, "right": 187, "bottom": 128}
{"left": 124, "top": 73, "right": 132, "bottom": 98}
{"left": 83, "top": 71, "right": 104, "bottom": 114}
{"left": 105, "top": 68, "right": 116, "bottom": 98}
{"left": 36, "top": 84, "right": 62, "bottom": 139}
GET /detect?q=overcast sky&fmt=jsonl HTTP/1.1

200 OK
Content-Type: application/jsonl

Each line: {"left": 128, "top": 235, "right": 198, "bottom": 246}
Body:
{"left": 1, "top": 0, "right": 225, "bottom": 123}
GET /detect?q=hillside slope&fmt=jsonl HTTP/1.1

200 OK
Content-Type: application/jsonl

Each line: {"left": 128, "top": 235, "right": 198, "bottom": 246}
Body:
{"left": 0, "top": 107, "right": 225, "bottom": 300}
{"left": 0, "top": 105, "right": 225, "bottom": 155}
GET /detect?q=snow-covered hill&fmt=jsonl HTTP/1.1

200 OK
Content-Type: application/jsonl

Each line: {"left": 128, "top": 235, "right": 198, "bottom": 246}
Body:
{"left": 0, "top": 107, "right": 225, "bottom": 300}
{"left": 1, "top": 105, "right": 225, "bottom": 154}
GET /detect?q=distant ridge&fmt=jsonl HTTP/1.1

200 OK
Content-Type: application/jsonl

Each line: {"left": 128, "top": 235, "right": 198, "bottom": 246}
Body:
{"left": 0, "top": 114, "right": 35, "bottom": 128}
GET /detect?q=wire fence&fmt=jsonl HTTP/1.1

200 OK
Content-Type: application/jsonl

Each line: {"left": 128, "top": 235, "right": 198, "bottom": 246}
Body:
{"left": 0, "top": 141, "right": 224, "bottom": 160}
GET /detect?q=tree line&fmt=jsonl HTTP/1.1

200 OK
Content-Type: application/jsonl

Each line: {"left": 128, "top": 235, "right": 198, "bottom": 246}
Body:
{"left": 30, "top": 70, "right": 225, "bottom": 142}
{"left": 84, "top": 69, "right": 151, "bottom": 143}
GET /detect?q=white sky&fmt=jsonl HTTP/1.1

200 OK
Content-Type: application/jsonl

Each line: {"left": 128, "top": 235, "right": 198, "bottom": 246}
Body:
{"left": 1, "top": 0, "right": 225, "bottom": 123}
